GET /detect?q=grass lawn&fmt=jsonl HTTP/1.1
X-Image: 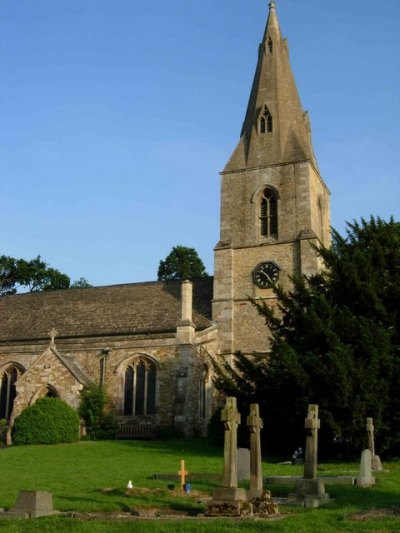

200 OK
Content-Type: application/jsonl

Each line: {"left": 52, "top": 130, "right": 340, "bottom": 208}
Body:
{"left": 0, "top": 438, "right": 399, "bottom": 532}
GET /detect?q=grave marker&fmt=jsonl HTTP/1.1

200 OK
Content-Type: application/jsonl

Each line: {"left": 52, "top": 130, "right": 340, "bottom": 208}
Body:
{"left": 221, "top": 396, "right": 241, "bottom": 488}
{"left": 247, "top": 403, "right": 264, "bottom": 498}
{"left": 357, "top": 449, "right": 376, "bottom": 487}
{"left": 366, "top": 418, "right": 382, "bottom": 471}
{"left": 304, "top": 404, "right": 320, "bottom": 480}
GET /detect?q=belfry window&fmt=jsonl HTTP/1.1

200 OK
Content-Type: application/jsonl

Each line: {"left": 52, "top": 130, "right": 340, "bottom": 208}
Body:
{"left": 260, "top": 106, "right": 273, "bottom": 134}
{"left": 124, "top": 358, "right": 156, "bottom": 416}
{"left": 0, "top": 366, "right": 19, "bottom": 421}
{"left": 260, "top": 188, "right": 278, "bottom": 237}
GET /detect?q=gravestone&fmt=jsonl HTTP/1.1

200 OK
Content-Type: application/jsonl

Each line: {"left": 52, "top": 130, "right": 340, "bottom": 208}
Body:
{"left": 304, "top": 404, "right": 320, "bottom": 479}
{"left": 221, "top": 396, "right": 241, "bottom": 488}
{"left": 294, "top": 404, "right": 329, "bottom": 507}
{"left": 247, "top": 403, "right": 264, "bottom": 499}
{"left": 366, "top": 418, "right": 383, "bottom": 471}
{"left": 357, "top": 449, "right": 376, "bottom": 487}
{"left": 237, "top": 448, "right": 250, "bottom": 481}
{"left": 206, "top": 397, "right": 249, "bottom": 517}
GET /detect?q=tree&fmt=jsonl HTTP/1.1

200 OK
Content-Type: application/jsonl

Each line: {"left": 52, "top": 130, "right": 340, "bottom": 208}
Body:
{"left": 70, "top": 277, "right": 92, "bottom": 289}
{"left": 212, "top": 217, "right": 400, "bottom": 458}
{"left": 0, "top": 255, "right": 92, "bottom": 295}
{"left": 157, "top": 245, "right": 208, "bottom": 281}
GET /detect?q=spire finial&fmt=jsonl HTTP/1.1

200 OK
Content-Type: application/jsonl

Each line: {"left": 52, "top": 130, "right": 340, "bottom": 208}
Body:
{"left": 49, "top": 327, "right": 58, "bottom": 346}
{"left": 269, "top": 1, "right": 276, "bottom": 10}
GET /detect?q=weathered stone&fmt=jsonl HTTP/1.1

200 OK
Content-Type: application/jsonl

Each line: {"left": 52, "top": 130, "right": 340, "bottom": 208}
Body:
{"left": 247, "top": 403, "right": 264, "bottom": 499}
{"left": 357, "top": 449, "right": 376, "bottom": 488}
{"left": 221, "top": 397, "right": 241, "bottom": 488}
{"left": 2, "top": 491, "right": 60, "bottom": 519}
{"left": 366, "top": 418, "right": 383, "bottom": 471}
{"left": 304, "top": 404, "right": 320, "bottom": 480}
{"left": 237, "top": 448, "right": 250, "bottom": 481}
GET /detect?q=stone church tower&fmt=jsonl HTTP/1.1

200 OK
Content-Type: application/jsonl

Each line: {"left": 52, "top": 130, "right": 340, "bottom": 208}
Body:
{"left": 213, "top": 1, "right": 330, "bottom": 357}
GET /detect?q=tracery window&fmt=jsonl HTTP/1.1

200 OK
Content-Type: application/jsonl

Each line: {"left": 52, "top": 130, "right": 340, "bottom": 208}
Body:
{"left": 124, "top": 358, "right": 156, "bottom": 416}
{"left": 260, "top": 105, "right": 273, "bottom": 134}
{"left": 260, "top": 188, "right": 278, "bottom": 237}
{"left": 0, "top": 366, "right": 19, "bottom": 421}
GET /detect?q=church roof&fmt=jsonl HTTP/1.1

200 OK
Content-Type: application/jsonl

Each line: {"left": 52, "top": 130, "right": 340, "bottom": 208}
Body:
{"left": 0, "top": 278, "right": 213, "bottom": 343}
{"left": 224, "top": 1, "right": 318, "bottom": 172}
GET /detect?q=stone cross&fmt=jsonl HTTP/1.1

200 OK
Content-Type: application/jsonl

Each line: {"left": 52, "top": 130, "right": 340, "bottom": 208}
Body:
{"left": 221, "top": 396, "right": 241, "bottom": 488}
{"left": 247, "top": 403, "right": 264, "bottom": 499}
{"left": 48, "top": 328, "right": 58, "bottom": 346}
{"left": 304, "top": 404, "right": 320, "bottom": 480}
{"left": 178, "top": 459, "right": 188, "bottom": 491}
{"left": 366, "top": 418, "right": 376, "bottom": 457}
{"left": 366, "top": 417, "right": 383, "bottom": 471}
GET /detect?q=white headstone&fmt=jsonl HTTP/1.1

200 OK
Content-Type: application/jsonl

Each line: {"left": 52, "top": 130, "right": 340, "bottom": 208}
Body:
{"left": 357, "top": 449, "right": 375, "bottom": 487}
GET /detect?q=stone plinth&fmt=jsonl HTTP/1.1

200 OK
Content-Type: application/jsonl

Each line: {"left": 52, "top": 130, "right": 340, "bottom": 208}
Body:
{"left": 0, "top": 491, "right": 60, "bottom": 519}
{"left": 293, "top": 479, "right": 330, "bottom": 508}
{"left": 206, "top": 487, "right": 250, "bottom": 517}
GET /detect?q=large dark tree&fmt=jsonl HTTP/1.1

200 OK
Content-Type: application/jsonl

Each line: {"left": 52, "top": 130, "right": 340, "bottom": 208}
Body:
{"left": 212, "top": 217, "right": 400, "bottom": 458}
{"left": 157, "top": 245, "right": 208, "bottom": 281}
{"left": 0, "top": 255, "right": 91, "bottom": 295}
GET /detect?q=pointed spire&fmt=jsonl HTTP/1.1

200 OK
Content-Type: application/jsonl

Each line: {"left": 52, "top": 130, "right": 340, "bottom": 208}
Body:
{"left": 224, "top": 2, "right": 318, "bottom": 172}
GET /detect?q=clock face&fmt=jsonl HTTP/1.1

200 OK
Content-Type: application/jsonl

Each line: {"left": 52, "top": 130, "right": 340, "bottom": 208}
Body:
{"left": 252, "top": 261, "right": 280, "bottom": 288}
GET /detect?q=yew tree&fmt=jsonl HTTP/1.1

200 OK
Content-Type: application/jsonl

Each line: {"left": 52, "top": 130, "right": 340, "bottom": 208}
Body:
{"left": 213, "top": 217, "right": 400, "bottom": 457}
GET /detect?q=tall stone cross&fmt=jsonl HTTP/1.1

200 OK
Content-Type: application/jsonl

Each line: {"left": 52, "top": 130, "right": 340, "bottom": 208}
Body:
{"left": 366, "top": 417, "right": 383, "bottom": 471}
{"left": 304, "top": 404, "right": 320, "bottom": 479}
{"left": 48, "top": 328, "right": 58, "bottom": 346}
{"left": 247, "top": 403, "right": 264, "bottom": 499}
{"left": 221, "top": 397, "right": 241, "bottom": 488}
{"left": 366, "top": 418, "right": 376, "bottom": 457}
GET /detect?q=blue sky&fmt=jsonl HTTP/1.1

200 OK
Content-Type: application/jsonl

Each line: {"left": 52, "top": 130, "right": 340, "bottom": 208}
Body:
{"left": 1, "top": 0, "right": 399, "bottom": 286}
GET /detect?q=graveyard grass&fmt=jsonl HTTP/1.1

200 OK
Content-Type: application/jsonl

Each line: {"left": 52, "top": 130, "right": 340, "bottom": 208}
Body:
{"left": 1, "top": 438, "right": 400, "bottom": 532}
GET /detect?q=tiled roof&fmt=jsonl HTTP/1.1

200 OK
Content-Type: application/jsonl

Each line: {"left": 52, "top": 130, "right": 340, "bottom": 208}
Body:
{"left": 0, "top": 278, "right": 213, "bottom": 342}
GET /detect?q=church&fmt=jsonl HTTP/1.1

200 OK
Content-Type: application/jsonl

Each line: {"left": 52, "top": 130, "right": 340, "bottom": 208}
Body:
{"left": 0, "top": 3, "right": 330, "bottom": 441}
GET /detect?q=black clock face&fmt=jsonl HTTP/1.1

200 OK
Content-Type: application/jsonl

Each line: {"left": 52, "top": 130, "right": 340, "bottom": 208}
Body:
{"left": 253, "top": 261, "right": 280, "bottom": 288}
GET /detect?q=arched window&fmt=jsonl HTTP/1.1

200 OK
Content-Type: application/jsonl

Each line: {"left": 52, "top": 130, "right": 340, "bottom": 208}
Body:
{"left": 260, "top": 106, "right": 273, "bottom": 134}
{"left": 124, "top": 358, "right": 156, "bottom": 416}
{"left": 0, "top": 366, "right": 19, "bottom": 421}
{"left": 260, "top": 188, "right": 278, "bottom": 237}
{"left": 267, "top": 37, "right": 273, "bottom": 53}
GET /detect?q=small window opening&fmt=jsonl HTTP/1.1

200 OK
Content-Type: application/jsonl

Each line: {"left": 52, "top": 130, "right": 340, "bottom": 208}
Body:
{"left": 260, "top": 188, "right": 278, "bottom": 237}
{"left": 268, "top": 37, "right": 273, "bottom": 53}
{"left": 259, "top": 106, "right": 273, "bottom": 134}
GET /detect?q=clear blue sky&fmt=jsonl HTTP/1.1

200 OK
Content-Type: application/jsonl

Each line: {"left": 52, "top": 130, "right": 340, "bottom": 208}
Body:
{"left": 1, "top": 0, "right": 399, "bottom": 287}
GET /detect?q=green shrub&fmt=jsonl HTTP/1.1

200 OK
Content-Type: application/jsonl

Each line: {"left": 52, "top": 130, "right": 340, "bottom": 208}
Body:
{"left": 78, "top": 384, "right": 117, "bottom": 440}
{"left": 12, "top": 397, "right": 80, "bottom": 445}
{"left": 0, "top": 418, "right": 7, "bottom": 445}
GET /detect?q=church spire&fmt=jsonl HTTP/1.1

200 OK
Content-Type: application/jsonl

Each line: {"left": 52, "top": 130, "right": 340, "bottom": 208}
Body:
{"left": 224, "top": 1, "right": 318, "bottom": 172}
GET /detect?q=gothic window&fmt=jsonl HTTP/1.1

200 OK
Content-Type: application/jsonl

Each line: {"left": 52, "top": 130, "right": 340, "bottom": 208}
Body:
{"left": 124, "top": 358, "right": 156, "bottom": 416}
{"left": 268, "top": 37, "right": 273, "bottom": 53}
{"left": 259, "top": 106, "right": 273, "bottom": 134}
{"left": 0, "top": 366, "right": 19, "bottom": 421}
{"left": 260, "top": 188, "right": 278, "bottom": 237}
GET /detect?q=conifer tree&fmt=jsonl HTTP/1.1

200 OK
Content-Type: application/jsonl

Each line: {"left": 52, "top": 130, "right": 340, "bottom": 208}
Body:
{"left": 212, "top": 217, "right": 400, "bottom": 457}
